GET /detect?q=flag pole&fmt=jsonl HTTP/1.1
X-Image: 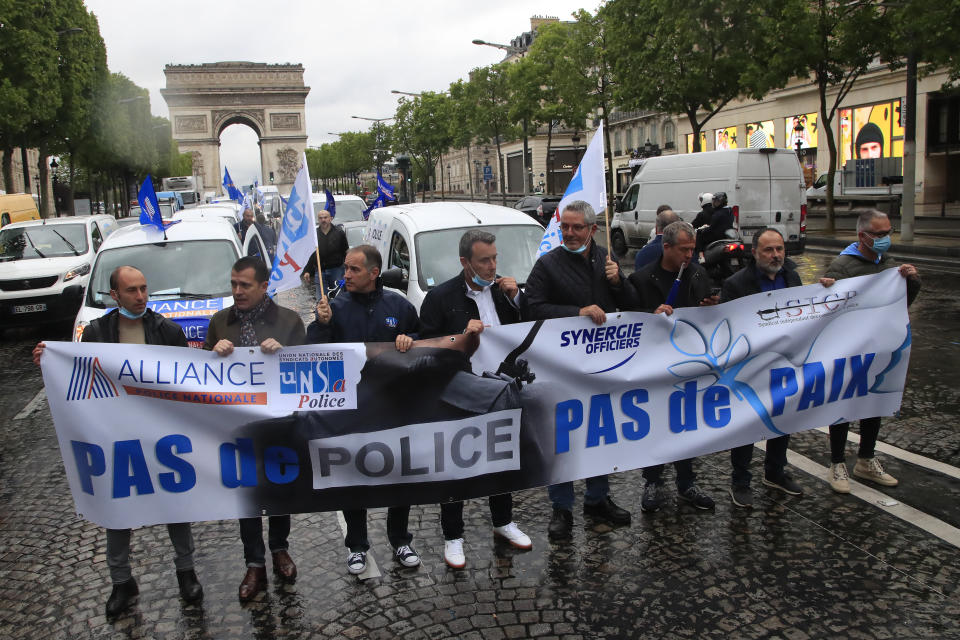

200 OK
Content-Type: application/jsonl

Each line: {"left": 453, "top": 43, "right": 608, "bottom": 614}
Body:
{"left": 605, "top": 203, "right": 612, "bottom": 255}
{"left": 315, "top": 244, "right": 325, "bottom": 299}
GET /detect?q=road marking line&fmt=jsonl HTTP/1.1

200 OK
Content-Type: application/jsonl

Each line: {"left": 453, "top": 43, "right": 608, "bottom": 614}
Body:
{"left": 813, "top": 426, "right": 960, "bottom": 480}
{"left": 763, "top": 442, "right": 960, "bottom": 551}
{"left": 336, "top": 511, "right": 381, "bottom": 579}
{"left": 13, "top": 390, "right": 46, "bottom": 420}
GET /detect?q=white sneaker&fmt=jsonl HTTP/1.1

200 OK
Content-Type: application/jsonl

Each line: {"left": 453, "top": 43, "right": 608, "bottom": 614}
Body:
{"left": 854, "top": 457, "right": 899, "bottom": 487}
{"left": 829, "top": 462, "right": 851, "bottom": 494}
{"left": 394, "top": 544, "right": 421, "bottom": 568}
{"left": 443, "top": 538, "right": 466, "bottom": 569}
{"left": 346, "top": 551, "right": 366, "bottom": 575}
{"left": 493, "top": 522, "right": 532, "bottom": 549}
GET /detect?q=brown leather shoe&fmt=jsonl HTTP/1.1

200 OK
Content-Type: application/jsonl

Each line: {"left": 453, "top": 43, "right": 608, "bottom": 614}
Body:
{"left": 238, "top": 566, "right": 267, "bottom": 602}
{"left": 272, "top": 550, "right": 297, "bottom": 582}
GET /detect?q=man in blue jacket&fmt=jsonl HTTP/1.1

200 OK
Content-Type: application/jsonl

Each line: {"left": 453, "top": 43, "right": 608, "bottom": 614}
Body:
{"left": 309, "top": 244, "right": 421, "bottom": 576}
{"left": 634, "top": 207, "right": 680, "bottom": 271}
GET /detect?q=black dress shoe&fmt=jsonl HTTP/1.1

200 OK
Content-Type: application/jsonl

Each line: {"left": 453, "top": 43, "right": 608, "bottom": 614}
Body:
{"left": 583, "top": 496, "right": 632, "bottom": 526}
{"left": 177, "top": 569, "right": 203, "bottom": 603}
{"left": 238, "top": 566, "right": 267, "bottom": 602}
{"left": 105, "top": 578, "right": 139, "bottom": 617}
{"left": 548, "top": 507, "right": 573, "bottom": 540}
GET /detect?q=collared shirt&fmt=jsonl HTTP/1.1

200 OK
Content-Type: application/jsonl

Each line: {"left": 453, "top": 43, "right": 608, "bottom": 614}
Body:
{"left": 465, "top": 284, "right": 501, "bottom": 327}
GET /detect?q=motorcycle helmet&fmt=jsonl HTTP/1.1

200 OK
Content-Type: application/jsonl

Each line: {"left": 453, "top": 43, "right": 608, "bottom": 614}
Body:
{"left": 699, "top": 192, "right": 713, "bottom": 206}
{"left": 712, "top": 192, "right": 728, "bottom": 208}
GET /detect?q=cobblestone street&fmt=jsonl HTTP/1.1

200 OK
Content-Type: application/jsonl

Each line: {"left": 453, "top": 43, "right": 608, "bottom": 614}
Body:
{"left": 1, "top": 257, "right": 959, "bottom": 639}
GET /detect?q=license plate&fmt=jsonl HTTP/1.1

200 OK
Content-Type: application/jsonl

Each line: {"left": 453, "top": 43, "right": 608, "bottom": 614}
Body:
{"left": 13, "top": 303, "right": 46, "bottom": 314}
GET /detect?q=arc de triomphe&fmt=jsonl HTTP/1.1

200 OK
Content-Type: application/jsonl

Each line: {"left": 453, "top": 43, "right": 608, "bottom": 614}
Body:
{"left": 161, "top": 62, "right": 310, "bottom": 195}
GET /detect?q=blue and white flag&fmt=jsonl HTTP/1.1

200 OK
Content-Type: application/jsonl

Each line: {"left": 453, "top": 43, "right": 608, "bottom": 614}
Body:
{"left": 324, "top": 189, "right": 336, "bottom": 218}
{"left": 537, "top": 121, "right": 607, "bottom": 257}
{"left": 362, "top": 194, "right": 384, "bottom": 220}
{"left": 377, "top": 173, "right": 396, "bottom": 201}
{"left": 223, "top": 167, "right": 243, "bottom": 202}
{"left": 268, "top": 153, "right": 317, "bottom": 296}
{"left": 137, "top": 175, "right": 164, "bottom": 232}
{"left": 238, "top": 194, "right": 252, "bottom": 222}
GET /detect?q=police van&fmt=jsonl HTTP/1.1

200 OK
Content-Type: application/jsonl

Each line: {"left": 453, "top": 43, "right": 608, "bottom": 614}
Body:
{"left": 364, "top": 202, "right": 545, "bottom": 312}
{"left": 72, "top": 219, "right": 269, "bottom": 347}
{"left": 611, "top": 148, "right": 807, "bottom": 253}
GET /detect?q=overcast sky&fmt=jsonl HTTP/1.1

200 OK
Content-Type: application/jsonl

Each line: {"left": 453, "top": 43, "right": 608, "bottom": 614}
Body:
{"left": 84, "top": 0, "right": 593, "bottom": 185}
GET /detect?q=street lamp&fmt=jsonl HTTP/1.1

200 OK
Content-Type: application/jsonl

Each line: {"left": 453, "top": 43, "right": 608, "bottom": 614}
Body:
{"left": 50, "top": 158, "right": 59, "bottom": 216}
{"left": 471, "top": 39, "right": 524, "bottom": 56}
{"left": 351, "top": 115, "right": 394, "bottom": 124}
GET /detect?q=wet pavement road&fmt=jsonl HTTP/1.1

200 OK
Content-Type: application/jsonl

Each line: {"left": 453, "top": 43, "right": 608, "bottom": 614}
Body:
{"left": 1, "top": 254, "right": 958, "bottom": 639}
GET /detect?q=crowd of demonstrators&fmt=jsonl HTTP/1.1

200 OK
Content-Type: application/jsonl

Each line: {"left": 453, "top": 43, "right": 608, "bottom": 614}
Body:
{"left": 29, "top": 198, "right": 919, "bottom": 613}
{"left": 309, "top": 245, "right": 422, "bottom": 576}
{"left": 302, "top": 207, "right": 349, "bottom": 297}
{"left": 633, "top": 206, "right": 680, "bottom": 271}
{"left": 236, "top": 207, "right": 277, "bottom": 263}
{"left": 204, "top": 256, "right": 306, "bottom": 602}
{"left": 525, "top": 200, "right": 636, "bottom": 540}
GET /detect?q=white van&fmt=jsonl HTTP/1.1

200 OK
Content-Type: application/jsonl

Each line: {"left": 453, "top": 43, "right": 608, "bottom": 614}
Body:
{"left": 611, "top": 148, "right": 807, "bottom": 253}
{"left": 72, "top": 219, "right": 268, "bottom": 346}
{"left": 365, "top": 202, "right": 545, "bottom": 312}
{"left": 0, "top": 215, "right": 117, "bottom": 326}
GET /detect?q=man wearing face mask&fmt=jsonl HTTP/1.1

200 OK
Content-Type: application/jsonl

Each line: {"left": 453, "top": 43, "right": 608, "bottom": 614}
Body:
{"left": 32, "top": 266, "right": 203, "bottom": 616}
{"left": 418, "top": 229, "right": 532, "bottom": 568}
{"left": 721, "top": 228, "right": 835, "bottom": 508}
{"left": 525, "top": 200, "right": 636, "bottom": 541}
{"left": 823, "top": 210, "right": 920, "bottom": 493}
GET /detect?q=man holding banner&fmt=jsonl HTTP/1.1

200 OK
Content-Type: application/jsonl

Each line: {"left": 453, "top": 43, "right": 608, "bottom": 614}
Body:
{"left": 204, "top": 256, "right": 306, "bottom": 602}
{"left": 525, "top": 200, "right": 635, "bottom": 540}
{"left": 32, "top": 266, "right": 204, "bottom": 616}
{"left": 629, "top": 221, "right": 718, "bottom": 513}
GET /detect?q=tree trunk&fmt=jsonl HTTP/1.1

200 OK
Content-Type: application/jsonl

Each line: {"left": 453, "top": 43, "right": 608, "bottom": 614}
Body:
{"left": 601, "top": 106, "right": 614, "bottom": 208}
{"left": 1, "top": 147, "right": 13, "bottom": 192}
{"left": 21, "top": 147, "right": 32, "bottom": 200}
{"left": 439, "top": 152, "right": 445, "bottom": 201}
{"left": 68, "top": 148, "right": 77, "bottom": 215}
{"left": 103, "top": 172, "right": 114, "bottom": 216}
{"left": 688, "top": 109, "right": 703, "bottom": 153}
{"left": 466, "top": 144, "right": 474, "bottom": 201}
{"left": 495, "top": 139, "right": 506, "bottom": 205}
{"left": 818, "top": 76, "right": 837, "bottom": 233}
{"left": 38, "top": 144, "right": 51, "bottom": 218}
{"left": 522, "top": 121, "right": 530, "bottom": 196}
{"left": 546, "top": 122, "right": 554, "bottom": 195}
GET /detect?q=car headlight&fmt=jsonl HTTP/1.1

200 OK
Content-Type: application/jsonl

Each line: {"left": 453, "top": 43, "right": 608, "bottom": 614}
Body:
{"left": 64, "top": 264, "right": 91, "bottom": 282}
{"left": 74, "top": 321, "right": 88, "bottom": 342}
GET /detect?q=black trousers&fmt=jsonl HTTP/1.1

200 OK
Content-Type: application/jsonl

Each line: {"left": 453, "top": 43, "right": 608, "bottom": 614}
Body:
{"left": 440, "top": 494, "right": 513, "bottom": 540}
{"left": 342, "top": 507, "right": 412, "bottom": 552}
{"left": 829, "top": 417, "right": 882, "bottom": 464}
{"left": 642, "top": 459, "right": 695, "bottom": 492}
{"left": 730, "top": 435, "right": 790, "bottom": 487}
{"left": 239, "top": 515, "right": 290, "bottom": 567}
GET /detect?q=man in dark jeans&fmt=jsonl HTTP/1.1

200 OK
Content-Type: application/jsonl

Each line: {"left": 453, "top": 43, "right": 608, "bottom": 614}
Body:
{"left": 309, "top": 244, "right": 421, "bottom": 576}
{"left": 302, "top": 208, "right": 348, "bottom": 297}
{"left": 525, "top": 200, "right": 635, "bottom": 541}
{"left": 33, "top": 266, "right": 203, "bottom": 616}
{"left": 419, "top": 229, "right": 532, "bottom": 568}
{"left": 629, "top": 221, "right": 717, "bottom": 513}
{"left": 721, "top": 227, "right": 830, "bottom": 507}
{"left": 205, "top": 256, "right": 306, "bottom": 602}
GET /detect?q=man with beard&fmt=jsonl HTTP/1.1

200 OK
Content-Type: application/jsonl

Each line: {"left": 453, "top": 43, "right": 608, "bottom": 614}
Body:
{"left": 205, "top": 256, "right": 306, "bottom": 602}
{"left": 721, "top": 228, "right": 834, "bottom": 507}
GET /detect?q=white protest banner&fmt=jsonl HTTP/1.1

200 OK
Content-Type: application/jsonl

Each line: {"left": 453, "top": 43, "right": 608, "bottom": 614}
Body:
{"left": 40, "top": 271, "right": 910, "bottom": 529}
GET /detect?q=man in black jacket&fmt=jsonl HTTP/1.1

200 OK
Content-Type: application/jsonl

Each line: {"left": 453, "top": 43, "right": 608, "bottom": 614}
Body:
{"left": 32, "top": 266, "right": 203, "bottom": 616}
{"left": 721, "top": 228, "right": 827, "bottom": 507}
{"left": 525, "top": 200, "right": 634, "bottom": 541}
{"left": 309, "top": 244, "right": 422, "bottom": 576}
{"left": 628, "top": 221, "right": 717, "bottom": 514}
{"left": 302, "top": 208, "right": 348, "bottom": 298}
{"left": 419, "top": 229, "right": 532, "bottom": 568}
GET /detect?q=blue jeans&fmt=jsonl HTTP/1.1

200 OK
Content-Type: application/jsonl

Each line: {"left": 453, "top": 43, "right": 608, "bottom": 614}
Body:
{"left": 315, "top": 265, "right": 344, "bottom": 298}
{"left": 548, "top": 475, "right": 609, "bottom": 510}
{"left": 643, "top": 460, "right": 695, "bottom": 492}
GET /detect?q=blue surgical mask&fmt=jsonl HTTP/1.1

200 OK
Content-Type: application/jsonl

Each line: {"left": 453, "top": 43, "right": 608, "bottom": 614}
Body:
{"left": 118, "top": 307, "right": 147, "bottom": 320}
{"left": 562, "top": 243, "right": 589, "bottom": 254}
{"left": 471, "top": 273, "right": 495, "bottom": 288}
{"left": 870, "top": 235, "right": 891, "bottom": 254}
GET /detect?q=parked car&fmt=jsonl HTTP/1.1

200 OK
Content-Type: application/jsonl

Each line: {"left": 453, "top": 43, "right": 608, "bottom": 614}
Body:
{"left": 512, "top": 195, "right": 560, "bottom": 226}
{"left": 365, "top": 202, "right": 545, "bottom": 312}
{"left": 72, "top": 218, "right": 268, "bottom": 347}
{"left": 610, "top": 148, "right": 806, "bottom": 255}
{"left": 0, "top": 215, "right": 117, "bottom": 327}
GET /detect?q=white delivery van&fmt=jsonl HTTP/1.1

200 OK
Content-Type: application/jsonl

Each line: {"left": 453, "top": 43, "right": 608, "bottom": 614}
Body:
{"left": 365, "top": 202, "right": 545, "bottom": 312}
{"left": 611, "top": 148, "right": 806, "bottom": 253}
{"left": 72, "top": 219, "right": 268, "bottom": 347}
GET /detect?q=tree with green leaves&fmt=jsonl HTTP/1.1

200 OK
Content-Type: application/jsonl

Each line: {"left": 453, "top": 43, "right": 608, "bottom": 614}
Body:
{"left": 393, "top": 91, "right": 454, "bottom": 200}
{"left": 507, "top": 55, "right": 549, "bottom": 195}
{"left": 604, "top": 0, "right": 803, "bottom": 153}
{"left": 447, "top": 79, "right": 480, "bottom": 199}
{"left": 463, "top": 65, "right": 514, "bottom": 202}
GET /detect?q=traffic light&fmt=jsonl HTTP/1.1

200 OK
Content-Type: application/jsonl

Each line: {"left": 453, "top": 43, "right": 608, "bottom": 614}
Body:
{"left": 269, "top": 172, "right": 275, "bottom": 184}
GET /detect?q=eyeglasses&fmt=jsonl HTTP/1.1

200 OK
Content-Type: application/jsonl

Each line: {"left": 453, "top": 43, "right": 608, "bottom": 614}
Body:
{"left": 863, "top": 228, "right": 891, "bottom": 238}
{"left": 560, "top": 223, "right": 589, "bottom": 232}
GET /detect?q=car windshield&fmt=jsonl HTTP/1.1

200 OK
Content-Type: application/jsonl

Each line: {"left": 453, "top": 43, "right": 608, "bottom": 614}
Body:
{"left": 313, "top": 199, "right": 366, "bottom": 223}
{"left": 344, "top": 225, "right": 366, "bottom": 247}
{"left": 86, "top": 240, "right": 238, "bottom": 308}
{"left": 159, "top": 202, "right": 175, "bottom": 219}
{"left": 414, "top": 225, "right": 544, "bottom": 290}
{"left": 0, "top": 224, "right": 88, "bottom": 261}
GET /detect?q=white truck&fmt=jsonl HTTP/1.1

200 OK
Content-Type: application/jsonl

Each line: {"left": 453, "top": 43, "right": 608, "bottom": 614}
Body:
{"left": 805, "top": 157, "right": 917, "bottom": 215}
{"left": 161, "top": 175, "right": 204, "bottom": 207}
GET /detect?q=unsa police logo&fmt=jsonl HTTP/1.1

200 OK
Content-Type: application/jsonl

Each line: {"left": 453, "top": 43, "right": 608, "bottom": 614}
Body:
{"left": 385, "top": 316, "right": 398, "bottom": 328}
